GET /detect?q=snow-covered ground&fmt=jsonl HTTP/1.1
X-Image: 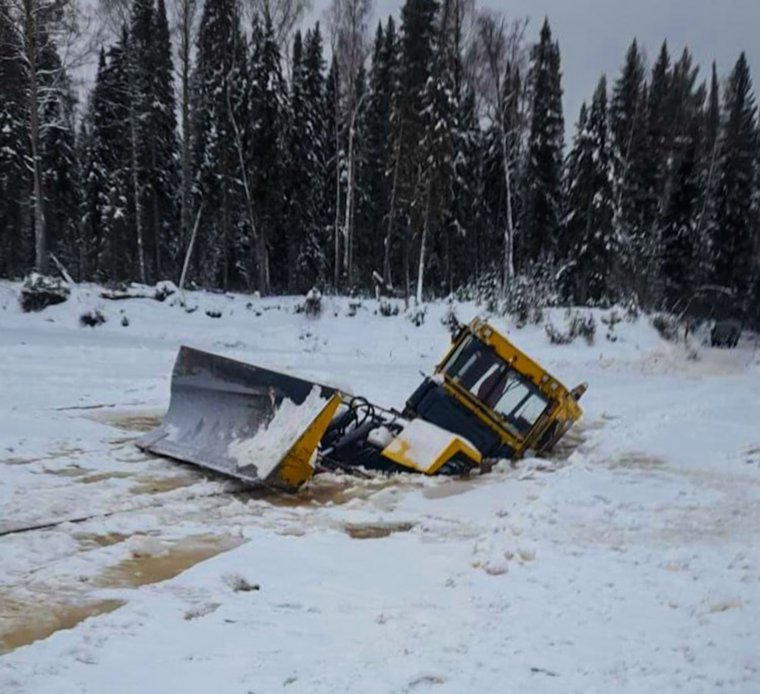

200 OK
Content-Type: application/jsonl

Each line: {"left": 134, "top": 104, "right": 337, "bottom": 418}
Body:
{"left": 1, "top": 281, "right": 759, "bottom": 693}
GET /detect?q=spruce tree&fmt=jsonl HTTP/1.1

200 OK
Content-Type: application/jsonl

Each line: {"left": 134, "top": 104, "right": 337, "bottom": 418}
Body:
{"left": 100, "top": 31, "right": 136, "bottom": 282}
{"left": 522, "top": 18, "right": 564, "bottom": 267}
{"left": 693, "top": 62, "right": 721, "bottom": 283}
{"left": 0, "top": 3, "right": 30, "bottom": 277}
{"left": 449, "top": 85, "right": 483, "bottom": 290}
{"left": 248, "top": 13, "right": 287, "bottom": 290}
{"left": 150, "top": 0, "right": 180, "bottom": 279}
{"left": 392, "top": 0, "right": 439, "bottom": 298}
{"left": 660, "top": 113, "right": 702, "bottom": 306}
{"left": 324, "top": 55, "right": 343, "bottom": 287}
{"left": 712, "top": 53, "right": 758, "bottom": 300}
{"left": 37, "top": 39, "right": 81, "bottom": 277}
{"left": 80, "top": 51, "right": 109, "bottom": 281}
{"left": 191, "top": 0, "right": 248, "bottom": 289}
{"left": 562, "top": 77, "right": 616, "bottom": 304}
{"left": 609, "top": 39, "right": 648, "bottom": 296}
{"left": 358, "top": 20, "right": 396, "bottom": 284}
{"left": 285, "top": 28, "right": 327, "bottom": 291}
{"left": 303, "top": 23, "right": 330, "bottom": 283}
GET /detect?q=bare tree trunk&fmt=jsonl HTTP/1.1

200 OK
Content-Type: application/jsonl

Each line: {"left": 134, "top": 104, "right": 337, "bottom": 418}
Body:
{"left": 500, "top": 128, "right": 515, "bottom": 290}
{"left": 23, "top": 0, "right": 48, "bottom": 274}
{"left": 226, "top": 66, "right": 269, "bottom": 293}
{"left": 178, "top": 202, "right": 203, "bottom": 303}
{"left": 343, "top": 114, "right": 355, "bottom": 285}
{"left": 416, "top": 177, "right": 432, "bottom": 305}
{"left": 403, "top": 216, "right": 411, "bottom": 306}
{"left": 383, "top": 118, "right": 403, "bottom": 288}
{"left": 177, "top": 0, "right": 194, "bottom": 281}
{"left": 128, "top": 100, "right": 147, "bottom": 284}
{"left": 333, "top": 76, "right": 341, "bottom": 289}
{"left": 343, "top": 93, "right": 366, "bottom": 286}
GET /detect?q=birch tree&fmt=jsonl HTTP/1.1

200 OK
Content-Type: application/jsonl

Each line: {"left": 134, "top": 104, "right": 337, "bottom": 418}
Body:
{"left": 471, "top": 11, "right": 527, "bottom": 291}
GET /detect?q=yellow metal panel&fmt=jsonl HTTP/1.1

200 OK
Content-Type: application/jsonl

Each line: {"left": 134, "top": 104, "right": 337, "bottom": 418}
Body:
{"left": 264, "top": 393, "right": 342, "bottom": 491}
{"left": 434, "top": 318, "right": 584, "bottom": 458}
{"left": 381, "top": 420, "right": 481, "bottom": 475}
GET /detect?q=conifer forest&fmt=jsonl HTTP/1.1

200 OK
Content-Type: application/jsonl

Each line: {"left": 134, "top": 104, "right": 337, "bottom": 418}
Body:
{"left": 0, "top": 0, "right": 758, "bottom": 321}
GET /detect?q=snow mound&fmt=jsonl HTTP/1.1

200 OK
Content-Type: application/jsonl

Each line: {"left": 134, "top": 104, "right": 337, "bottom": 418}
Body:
{"left": 227, "top": 386, "right": 329, "bottom": 477}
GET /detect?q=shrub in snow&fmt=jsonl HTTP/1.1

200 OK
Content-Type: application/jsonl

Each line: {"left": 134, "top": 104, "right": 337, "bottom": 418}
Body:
{"left": 407, "top": 304, "right": 426, "bottom": 327}
{"left": 601, "top": 309, "right": 622, "bottom": 342}
{"left": 223, "top": 573, "right": 259, "bottom": 592}
{"left": 624, "top": 295, "right": 640, "bottom": 322}
{"left": 545, "top": 310, "right": 595, "bottom": 345}
{"left": 80, "top": 309, "right": 106, "bottom": 327}
{"left": 474, "top": 269, "right": 502, "bottom": 313}
{"left": 19, "top": 273, "right": 70, "bottom": 312}
{"left": 503, "top": 270, "right": 557, "bottom": 328}
{"left": 569, "top": 311, "right": 596, "bottom": 345}
{"left": 441, "top": 298, "right": 460, "bottom": 335}
{"left": 651, "top": 313, "right": 679, "bottom": 342}
{"left": 378, "top": 298, "right": 400, "bottom": 317}
{"left": 347, "top": 300, "right": 362, "bottom": 317}
{"left": 121, "top": 316, "right": 130, "bottom": 327}
{"left": 205, "top": 309, "right": 222, "bottom": 319}
{"left": 295, "top": 288, "right": 322, "bottom": 317}
{"left": 154, "top": 280, "right": 177, "bottom": 302}
{"left": 545, "top": 321, "right": 574, "bottom": 345}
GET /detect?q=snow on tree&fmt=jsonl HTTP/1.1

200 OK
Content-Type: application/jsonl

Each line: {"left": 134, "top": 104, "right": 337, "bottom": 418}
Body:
{"left": 522, "top": 17, "right": 564, "bottom": 267}
{"left": 711, "top": 52, "right": 758, "bottom": 302}
{"left": 561, "top": 77, "right": 615, "bottom": 305}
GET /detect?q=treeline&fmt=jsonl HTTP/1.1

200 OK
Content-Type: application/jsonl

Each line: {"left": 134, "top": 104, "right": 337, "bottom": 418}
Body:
{"left": 0, "top": 0, "right": 758, "bottom": 317}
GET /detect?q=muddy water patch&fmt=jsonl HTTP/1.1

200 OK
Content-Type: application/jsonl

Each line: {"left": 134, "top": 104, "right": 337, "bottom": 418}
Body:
{"left": 344, "top": 521, "right": 415, "bottom": 539}
{"left": 94, "top": 534, "right": 243, "bottom": 589}
{"left": 240, "top": 474, "right": 421, "bottom": 509}
{"left": 3, "top": 446, "right": 86, "bottom": 467}
{"left": 78, "top": 471, "right": 135, "bottom": 484}
{"left": 96, "top": 411, "right": 163, "bottom": 433}
{"left": 0, "top": 594, "right": 124, "bottom": 655}
{"left": 129, "top": 475, "right": 198, "bottom": 495}
{"left": 73, "top": 532, "right": 132, "bottom": 549}
{"left": 41, "top": 464, "right": 91, "bottom": 478}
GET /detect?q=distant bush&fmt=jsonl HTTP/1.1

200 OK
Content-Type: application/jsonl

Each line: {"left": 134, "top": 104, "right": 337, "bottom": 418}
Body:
{"left": 378, "top": 298, "right": 400, "bottom": 317}
{"left": 154, "top": 281, "right": 177, "bottom": 302}
{"left": 651, "top": 313, "right": 679, "bottom": 342}
{"left": 347, "top": 300, "right": 362, "bottom": 317}
{"left": 19, "top": 273, "right": 70, "bottom": 312}
{"left": 569, "top": 311, "right": 596, "bottom": 345}
{"left": 80, "top": 309, "right": 106, "bottom": 327}
{"left": 545, "top": 310, "right": 596, "bottom": 345}
{"left": 441, "top": 297, "right": 461, "bottom": 335}
{"left": 407, "top": 304, "right": 426, "bottom": 327}
{"left": 295, "top": 287, "right": 323, "bottom": 317}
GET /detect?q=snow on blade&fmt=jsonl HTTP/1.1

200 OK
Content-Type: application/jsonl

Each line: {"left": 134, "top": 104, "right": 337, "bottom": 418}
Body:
{"left": 226, "top": 386, "right": 328, "bottom": 476}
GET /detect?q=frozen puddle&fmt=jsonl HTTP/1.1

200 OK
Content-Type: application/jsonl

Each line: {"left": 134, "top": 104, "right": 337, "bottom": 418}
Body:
{"left": 0, "top": 595, "right": 125, "bottom": 655}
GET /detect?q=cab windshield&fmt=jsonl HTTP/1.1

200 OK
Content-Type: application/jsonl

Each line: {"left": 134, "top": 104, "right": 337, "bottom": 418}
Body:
{"left": 443, "top": 335, "right": 549, "bottom": 438}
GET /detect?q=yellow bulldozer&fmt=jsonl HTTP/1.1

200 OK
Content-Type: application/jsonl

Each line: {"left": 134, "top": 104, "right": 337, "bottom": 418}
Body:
{"left": 138, "top": 317, "right": 586, "bottom": 491}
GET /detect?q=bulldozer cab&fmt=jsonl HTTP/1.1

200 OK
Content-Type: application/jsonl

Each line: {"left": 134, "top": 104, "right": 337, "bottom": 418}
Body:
{"left": 406, "top": 318, "right": 584, "bottom": 460}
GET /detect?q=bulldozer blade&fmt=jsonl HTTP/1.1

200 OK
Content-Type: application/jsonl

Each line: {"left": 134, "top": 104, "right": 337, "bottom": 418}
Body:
{"left": 137, "top": 346, "right": 341, "bottom": 491}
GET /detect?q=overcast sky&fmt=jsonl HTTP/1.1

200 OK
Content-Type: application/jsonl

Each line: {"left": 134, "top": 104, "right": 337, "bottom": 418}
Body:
{"left": 312, "top": 0, "right": 760, "bottom": 128}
